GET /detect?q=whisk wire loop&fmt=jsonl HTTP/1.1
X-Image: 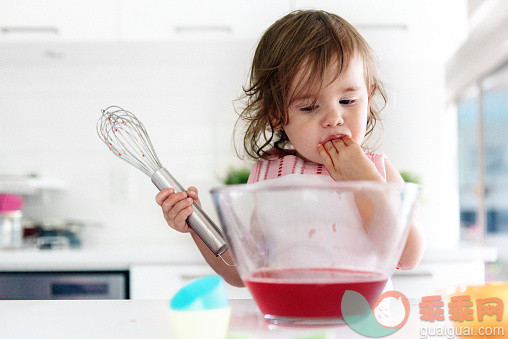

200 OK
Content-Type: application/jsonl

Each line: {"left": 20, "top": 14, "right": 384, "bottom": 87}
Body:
{"left": 97, "top": 106, "right": 228, "bottom": 257}
{"left": 97, "top": 106, "right": 163, "bottom": 176}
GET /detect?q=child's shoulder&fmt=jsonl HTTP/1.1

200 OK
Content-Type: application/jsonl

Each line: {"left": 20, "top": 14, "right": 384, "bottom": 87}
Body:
{"left": 366, "top": 152, "right": 388, "bottom": 181}
{"left": 248, "top": 148, "right": 303, "bottom": 184}
{"left": 365, "top": 152, "right": 387, "bottom": 162}
{"left": 262, "top": 148, "right": 297, "bottom": 159}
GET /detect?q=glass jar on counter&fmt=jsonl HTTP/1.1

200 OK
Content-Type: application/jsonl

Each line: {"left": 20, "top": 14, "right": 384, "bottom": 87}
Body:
{"left": 0, "top": 194, "right": 24, "bottom": 249}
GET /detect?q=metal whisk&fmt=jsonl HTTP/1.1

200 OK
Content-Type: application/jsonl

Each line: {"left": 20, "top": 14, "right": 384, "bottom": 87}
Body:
{"left": 97, "top": 106, "right": 227, "bottom": 256}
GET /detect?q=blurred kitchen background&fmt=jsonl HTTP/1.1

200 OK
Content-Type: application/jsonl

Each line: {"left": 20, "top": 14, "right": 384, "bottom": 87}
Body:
{"left": 0, "top": 0, "right": 506, "bottom": 300}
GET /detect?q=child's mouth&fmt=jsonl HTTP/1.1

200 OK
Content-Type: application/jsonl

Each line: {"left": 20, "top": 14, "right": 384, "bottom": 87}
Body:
{"left": 322, "top": 134, "right": 347, "bottom": 144}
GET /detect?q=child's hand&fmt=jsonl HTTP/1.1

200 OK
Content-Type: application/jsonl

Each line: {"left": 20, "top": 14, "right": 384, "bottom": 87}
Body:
{"left": 317, "top": 136, "right": 384, "bottom": 182}
{"left": 155, "top": 187, "right": 200, "bottom": 233}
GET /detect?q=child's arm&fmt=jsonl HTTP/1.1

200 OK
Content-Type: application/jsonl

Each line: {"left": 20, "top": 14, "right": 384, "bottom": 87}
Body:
{"left": 189, "top": 230, "right": 244, "bottom": 287}
{"left": 155, "top": 187, "right": 244, "bottom": 287}
{"left": 384, "top": 160, "right": 425, "bottom": 270}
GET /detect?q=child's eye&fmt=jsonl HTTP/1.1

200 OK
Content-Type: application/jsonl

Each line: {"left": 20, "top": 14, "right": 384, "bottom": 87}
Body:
{"left": 300, "top": 105, "right": 319, "bottom": 112}
{"left": 340, "top": 99, "right": 356, "bottom": 105}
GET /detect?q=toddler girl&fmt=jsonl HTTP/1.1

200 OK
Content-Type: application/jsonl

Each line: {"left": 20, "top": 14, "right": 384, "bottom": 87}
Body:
{"left": 156, "top": 10, "right": 424, "bottom": 287}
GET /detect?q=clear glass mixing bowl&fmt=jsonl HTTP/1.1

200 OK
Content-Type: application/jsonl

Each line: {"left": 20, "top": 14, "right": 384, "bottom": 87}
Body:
{"left": 211, "top": 180, "right": 420, "bottom": 325}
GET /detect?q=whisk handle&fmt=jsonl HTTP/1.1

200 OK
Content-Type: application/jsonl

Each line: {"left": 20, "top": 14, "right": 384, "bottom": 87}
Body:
{"left": 151, "top": 167, "right": 227, "bottom": 256}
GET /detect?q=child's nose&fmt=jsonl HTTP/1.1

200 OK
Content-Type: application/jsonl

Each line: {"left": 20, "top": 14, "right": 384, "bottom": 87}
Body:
{"left": 322, "top": 106, "right": 344, "bottom": 127}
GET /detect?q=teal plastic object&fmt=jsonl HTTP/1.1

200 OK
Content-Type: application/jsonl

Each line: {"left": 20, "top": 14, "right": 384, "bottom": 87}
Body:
{"left": 170, "top": 275, "right": 229, "bottom": 311}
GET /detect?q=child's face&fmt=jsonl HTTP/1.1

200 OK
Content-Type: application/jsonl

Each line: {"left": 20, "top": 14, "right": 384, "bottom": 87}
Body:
{"left": 283, "top": 56, "right": 370, "bottom": 164}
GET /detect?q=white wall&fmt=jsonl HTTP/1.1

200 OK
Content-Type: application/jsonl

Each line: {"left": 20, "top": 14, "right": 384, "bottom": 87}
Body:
{"left": 0, "top": 1, "right": 467, "bottom": 250}
{"left": 362, "top": 24, "right": 462, "bottom": 249}
{"left": 0, "top": 40, "right": 255, "bottom": 246}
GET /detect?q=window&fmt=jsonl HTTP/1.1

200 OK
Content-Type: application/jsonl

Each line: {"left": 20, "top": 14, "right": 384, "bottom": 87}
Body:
{"left": 458, "top": 88, "right": 479, "bottom": 237}
{"left": 458, "top": 62, "right": 508, "bottom": 238}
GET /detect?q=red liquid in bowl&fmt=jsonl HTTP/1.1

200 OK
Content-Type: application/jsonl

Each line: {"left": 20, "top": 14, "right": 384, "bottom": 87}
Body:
{"left": 244, "top": 268, "right": 387, "bottom": 319}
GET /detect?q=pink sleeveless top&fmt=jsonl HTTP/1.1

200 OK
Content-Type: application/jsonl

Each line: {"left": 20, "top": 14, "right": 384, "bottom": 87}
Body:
{"left": 248, "top": 149, "right": 387, "bottom": 184}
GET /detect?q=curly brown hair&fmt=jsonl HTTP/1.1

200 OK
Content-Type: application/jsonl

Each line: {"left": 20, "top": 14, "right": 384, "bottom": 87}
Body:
{"left": 234, "top": 10, "right": 387, "bottom": 160}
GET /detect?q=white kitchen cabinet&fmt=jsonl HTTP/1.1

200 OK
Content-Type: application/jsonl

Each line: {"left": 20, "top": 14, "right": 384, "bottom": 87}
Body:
{"left": 129, "top": 264, "right": 252, "bottom": 300}
{"left": 0, "top": 0, "right": 290, "bottom": 42}
{"left": 0, "top": 176, "right": 66, "bottom": 204}
{"left": 392, "top": 251, "right": 494, "bottom": 299}
{"left": 293, "top": 0, "right": 411, "bottom": 27}
{"left": 0, "top": 0, "right": 117, "bottom": 41}
{"left": 0, "top": 177, "right": 66, "bottom": 195}
{"left": 119, "top": 0, "right": 290, "bottom": 40}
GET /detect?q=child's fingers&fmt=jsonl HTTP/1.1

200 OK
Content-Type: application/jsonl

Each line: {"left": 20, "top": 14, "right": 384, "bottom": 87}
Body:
{"left": 186, "top": 186, "right": 202, "bottom": 208}
{"left": 166, "top": 197, "right": 193, "bottom": 221}
{"left": 340, "top": 135, "right": 354, "bottom": 146}
{"left": 332, "top": 138, "right": 347, "bottom": 151}
{"left": 324, "top": 141, "right": 339, "bottom": 165}
{"left": 317, "top": 143, "right": 327, "bottom": 158}
{"left": 155, "top": 188, "right": 175, "bottom": 206}
{"left": 187, "top": 186, "right": 200, "bottom": 205}
{"left": 173, "top": 206, "right": 193, "bottom": 231}
{"left": 161, "top": 191, "right": 187, "bottom": 209}
{"left": 161, "top": 191, "right": 187, "bottom": 215}
{"left": 317, "top": 144, "right": 335, "bottom": 170}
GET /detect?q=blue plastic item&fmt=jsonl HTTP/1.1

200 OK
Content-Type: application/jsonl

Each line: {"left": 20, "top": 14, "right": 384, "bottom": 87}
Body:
{"left": 170, "top": 275, "right": 229, "bottom": 311}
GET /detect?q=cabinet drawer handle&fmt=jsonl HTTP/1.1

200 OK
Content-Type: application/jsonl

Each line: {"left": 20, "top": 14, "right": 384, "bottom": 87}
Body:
{"left": 1, "top": 26, "right": 59, "bottom": 34}
{"left": 174, "top": 26, "right": 232, "bottom": 33}
{"left": 393, "top": 271, "right": 433, "bottom": 277}
{"left": 180, "top": 274, "right": 210, "bottom": 281}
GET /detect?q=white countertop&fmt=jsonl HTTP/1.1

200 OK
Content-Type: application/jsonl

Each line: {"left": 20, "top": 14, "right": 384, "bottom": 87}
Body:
{"left": 0, "top": 242, "right": 207, "bottom": 271}
{"left": 0, "top": 298, "right": 446, "bottom": 339}
{"left": 421, "top": 241, "right": 497, "bottom": 263}
{"left": 0, "top": 240, "right": 496, "bottom": 271}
